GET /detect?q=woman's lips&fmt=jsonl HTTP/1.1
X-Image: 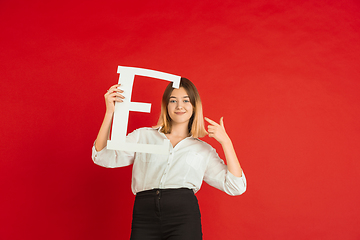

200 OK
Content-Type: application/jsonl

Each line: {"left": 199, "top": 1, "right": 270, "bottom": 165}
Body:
{"left": 175, "top": 112, "right": 186, "bottom": 115}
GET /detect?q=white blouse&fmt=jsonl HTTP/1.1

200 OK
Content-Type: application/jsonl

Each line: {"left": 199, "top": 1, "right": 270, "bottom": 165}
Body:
{"left": 92, "top": 127, "right": 246, "bottom": 196}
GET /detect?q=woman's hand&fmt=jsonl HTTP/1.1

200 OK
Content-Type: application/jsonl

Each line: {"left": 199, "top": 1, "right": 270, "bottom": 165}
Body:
{"left": 95, "top": 84, "right": 124, "bottom": 151}
{"left": 205, "top": 116, "right": 243, "bottom": 177}
{"left": 204, "top": 117, "right": 231, "bottom": 145}
{"left": 104, "top": 84, "right": 124, "bottom": 114}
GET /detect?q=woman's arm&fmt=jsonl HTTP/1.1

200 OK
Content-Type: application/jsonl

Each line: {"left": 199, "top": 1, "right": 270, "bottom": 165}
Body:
{"left": 94, "top": 84, "right": 124, "bottom": 151}
{"left": 204, "top": 117, "right": 243, "bottom": 177}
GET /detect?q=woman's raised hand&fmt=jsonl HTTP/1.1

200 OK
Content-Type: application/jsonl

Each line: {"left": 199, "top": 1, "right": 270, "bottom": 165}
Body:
{"left": 104, "top": 84, "right": 124, "bottom": 114}
{"left": 204, "top": 117, "right": 231, "bottom": 145}
{"left": 94, "top": 84, "right": 124, "bottom": 151}
{"left": 205, "top": 117, "right": 243, "bottom": 177}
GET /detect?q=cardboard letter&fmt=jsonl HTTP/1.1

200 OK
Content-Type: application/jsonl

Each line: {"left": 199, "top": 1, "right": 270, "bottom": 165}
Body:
{"left": 106, "top": 66, "right": 181, "bottom": 154}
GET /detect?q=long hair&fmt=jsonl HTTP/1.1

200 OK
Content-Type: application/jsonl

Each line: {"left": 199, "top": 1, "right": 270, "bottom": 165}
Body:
{"left": 157, "top": 78, "right": 207, "bottom": 138}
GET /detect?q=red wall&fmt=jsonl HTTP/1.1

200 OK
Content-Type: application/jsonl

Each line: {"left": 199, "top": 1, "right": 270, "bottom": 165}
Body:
{"left": 1, "top": 0, "right": 360, "bottom": 239}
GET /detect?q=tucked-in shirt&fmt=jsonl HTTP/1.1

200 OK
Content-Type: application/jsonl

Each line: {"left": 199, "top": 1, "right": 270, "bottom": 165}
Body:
{"left": 92, "top": 127, "right": 246, "bottom": 196}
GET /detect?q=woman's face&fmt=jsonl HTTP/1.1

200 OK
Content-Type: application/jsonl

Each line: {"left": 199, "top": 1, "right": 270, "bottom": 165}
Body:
{"left": 167, "top": 87, "right": 194, "bottom": 125}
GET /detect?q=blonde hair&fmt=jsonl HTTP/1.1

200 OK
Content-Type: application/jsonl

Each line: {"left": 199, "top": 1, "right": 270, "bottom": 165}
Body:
{"left": 157, "top": 78, "right": 207, "bottom": 138}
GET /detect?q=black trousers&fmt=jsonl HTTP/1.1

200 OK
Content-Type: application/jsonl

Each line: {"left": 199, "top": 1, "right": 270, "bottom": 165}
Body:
{"left": 130, "top": 188, "right": 203, "bottom": 240}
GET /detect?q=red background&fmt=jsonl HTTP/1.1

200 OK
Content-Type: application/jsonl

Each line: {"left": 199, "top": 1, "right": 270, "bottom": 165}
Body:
{"left": 1, "top": 0, "right": 360, "bottom": 239}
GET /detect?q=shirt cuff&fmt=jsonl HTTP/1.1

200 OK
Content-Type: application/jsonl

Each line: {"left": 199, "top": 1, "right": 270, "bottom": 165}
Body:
{"left": 91, "top": 142, "right": 108, "bottom": 161}
{"left": 226, "top": 170, "right": 247, "bottom": 195}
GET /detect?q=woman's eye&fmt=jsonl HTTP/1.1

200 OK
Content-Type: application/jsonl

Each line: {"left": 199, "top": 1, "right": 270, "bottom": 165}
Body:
{"left": 169, "top": 100, "right": 177, "bottom": 103}
{"left": 184, "top": 100, "right": 190, "bottom": 103}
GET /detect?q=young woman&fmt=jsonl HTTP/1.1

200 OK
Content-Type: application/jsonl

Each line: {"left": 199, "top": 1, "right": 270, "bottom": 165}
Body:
{"left": 92, "top": 78, "right": 246, "bottom": 240}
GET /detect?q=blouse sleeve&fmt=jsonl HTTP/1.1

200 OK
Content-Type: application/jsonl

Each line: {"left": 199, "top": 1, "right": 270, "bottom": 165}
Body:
{"left": 203, "top": 148, "right": 247, "bottom": 196}
{"left": 91, "top": 129, "right": 138, "bottom": 168}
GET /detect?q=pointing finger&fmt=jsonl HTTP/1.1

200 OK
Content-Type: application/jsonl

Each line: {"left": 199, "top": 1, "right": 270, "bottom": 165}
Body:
{"left": 204, "top": 117, "right": 219, "bottom": 126}
{"left": 220, "top": 117, "right": 224, "bottom": 128}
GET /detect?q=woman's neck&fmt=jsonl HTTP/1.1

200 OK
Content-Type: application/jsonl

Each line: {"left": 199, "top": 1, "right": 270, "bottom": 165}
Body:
{"left": 168, "top": 122, "right": 189, "bottom": 138}
{"left": 165, "top": 122, "right": 189, "bottom": 147}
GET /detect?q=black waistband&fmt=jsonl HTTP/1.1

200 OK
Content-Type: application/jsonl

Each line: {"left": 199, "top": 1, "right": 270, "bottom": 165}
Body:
{"left": 136, "top": 188, "right": 193, "bottom": 197}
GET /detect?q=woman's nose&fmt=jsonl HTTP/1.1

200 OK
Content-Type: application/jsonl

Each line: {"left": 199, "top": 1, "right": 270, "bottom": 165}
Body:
{"left": 176, "top": 102, "right": 183, "bottom": 109}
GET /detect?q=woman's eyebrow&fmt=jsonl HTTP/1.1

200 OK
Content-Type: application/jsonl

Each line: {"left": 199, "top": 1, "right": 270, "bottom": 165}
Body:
{"left": 169, "top": 95, "right": 189, "bottom": 99}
